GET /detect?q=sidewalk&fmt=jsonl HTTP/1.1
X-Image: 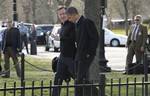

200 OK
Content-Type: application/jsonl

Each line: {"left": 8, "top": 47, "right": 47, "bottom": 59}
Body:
{"left": 23, "top": 46, "right": 129, "bottom": 71}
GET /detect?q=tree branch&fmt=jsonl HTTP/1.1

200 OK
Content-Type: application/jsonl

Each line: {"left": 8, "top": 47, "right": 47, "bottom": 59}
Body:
{"left": 65, "top": 0, "right": 72, "bottom": 7}
{"left": 0, "top": 0, "right": 5, "bottom": 6}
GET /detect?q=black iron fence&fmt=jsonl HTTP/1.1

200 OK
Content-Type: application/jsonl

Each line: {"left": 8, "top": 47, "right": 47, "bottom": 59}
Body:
{"left": 0, "top": 51, "right": 150, "bottom": 96}
{"left": 0, "top": 77, "right": 150, "bottom": 96}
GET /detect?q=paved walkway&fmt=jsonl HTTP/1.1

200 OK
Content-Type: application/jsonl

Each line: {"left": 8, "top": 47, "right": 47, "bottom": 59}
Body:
{"left": 23, "top": 46, "right": 133, "bottom": 71}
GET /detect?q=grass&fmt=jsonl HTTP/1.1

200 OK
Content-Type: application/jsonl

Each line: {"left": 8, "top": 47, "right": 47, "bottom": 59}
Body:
{"left": 112, "top": 28, "right": 126, "bottom": 35}
{"left": 0, "top": 55, "right": 149, "bottom": 96}
{"left": 0, "top": 56, "right": 53, "bottom": 95}
{"left": 111, "top": 27, "right": 150, "bottom": 35}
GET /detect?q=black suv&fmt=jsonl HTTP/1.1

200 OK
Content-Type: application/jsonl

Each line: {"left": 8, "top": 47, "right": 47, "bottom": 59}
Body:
{"left": 34, "top": 24, "right": 54, "bottom": 45}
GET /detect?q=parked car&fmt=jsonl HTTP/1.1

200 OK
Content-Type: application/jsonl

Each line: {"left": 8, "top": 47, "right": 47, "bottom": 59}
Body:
{"left": 45, "top": 27, "right": 127, "bottom": 51}
{"left": 45, "top": 24, "right": 61, "bottom": 52}
{"left": 104, "top": 28, "right": 127, "bottom": 47}
{"left": 22, "top": 23, "right": 33, "bottom": 30}
{"left": 0, "top": 27, "right": 6, "bottom": 33}
{"left": 33, "top": 24, "right": 54, "bottom": 45}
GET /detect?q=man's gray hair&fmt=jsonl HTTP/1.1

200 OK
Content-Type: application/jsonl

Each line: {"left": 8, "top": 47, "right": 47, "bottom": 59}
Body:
{"left": 134, "top": 15, "right": 142, "bottom": 19}
{"left": 66, "top": 7, "right": 79, "bottom": 15}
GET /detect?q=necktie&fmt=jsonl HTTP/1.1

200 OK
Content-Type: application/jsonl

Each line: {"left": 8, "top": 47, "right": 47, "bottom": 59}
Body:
{"left": 131, "top": 25, "right": 138, "bottom": 41}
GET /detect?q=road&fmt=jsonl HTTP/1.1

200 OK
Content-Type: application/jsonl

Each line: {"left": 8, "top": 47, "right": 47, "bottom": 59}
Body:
{"left": 105, "top": 47, "right": 127, "bottom": 71}
{"left": 23, "top": 46, "right": 132, "bottom": 71}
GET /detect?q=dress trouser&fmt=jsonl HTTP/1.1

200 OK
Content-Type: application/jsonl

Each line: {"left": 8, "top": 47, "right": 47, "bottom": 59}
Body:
{"left": 75, "top": 55, "right": 98, "bottom": 96}
{"left": 30, "top": 39, "right": 37, "bottom": 55}
{"left": 52, "top": 55, "right": 75, "bottom": 96}
{"left": 21, "top": 34, "right": 29, "bottom": 54}
{"left": 126, "top": 41, "right": 143, "bottom": 73}
{"left": 4, "top": 47, "right": 21, "bottom": 77}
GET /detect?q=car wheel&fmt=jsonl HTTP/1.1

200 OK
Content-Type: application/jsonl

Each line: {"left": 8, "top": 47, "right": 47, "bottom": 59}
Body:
{"left": 54, "top": 47, "right": 59, "bottom": 52}
{"left": 110, "top": 39, "right": 120, "bottom": 47}
{"left": 45, "top": 46, "right": 49, "bottom": 51}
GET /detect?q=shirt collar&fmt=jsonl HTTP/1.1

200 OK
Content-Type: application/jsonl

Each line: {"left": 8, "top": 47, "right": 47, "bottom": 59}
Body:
{"left": 76, "top": 16, "right": 82, "bottom": 24}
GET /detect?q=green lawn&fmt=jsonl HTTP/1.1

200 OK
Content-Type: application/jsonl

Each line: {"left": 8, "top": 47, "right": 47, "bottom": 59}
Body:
{"left": 112, "top": 28, "right": 126, "bottom": 35}
{"left": 0, "top": 55, "right": 149, "bottom": 96}
{"left": 112, "top": 27, "right": 150, "bottom": 35}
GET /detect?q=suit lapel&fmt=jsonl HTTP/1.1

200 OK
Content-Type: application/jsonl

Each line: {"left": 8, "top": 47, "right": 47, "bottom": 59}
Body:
{"left": 136, "top": 24, "right": 142, "bottom": 36}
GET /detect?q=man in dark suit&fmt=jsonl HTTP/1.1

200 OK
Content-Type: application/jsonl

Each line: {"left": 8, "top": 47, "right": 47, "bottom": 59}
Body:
{"left": 52, "top": 6, "right": 76, "bottom": 96}
{"left": 1, "top": 20, "right": 21, "bottom": 78}
{"left": 66, "top": 7, "right": 99, "bottom": 96}
{"left": 126, "top": 15, "right": 148, "bottom": 74}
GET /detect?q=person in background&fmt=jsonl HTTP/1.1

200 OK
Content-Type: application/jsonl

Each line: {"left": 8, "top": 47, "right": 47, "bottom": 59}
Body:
{"left": 1, "top": 20, "right": 21, "bottom": 78}
{"left": 125, "top": 15, "right": 148, "bottom": 74}
{"left": 30, "top": 24, "right": 37, "bottom": 55}
{"left": 0, "top": 28, "right": 5, "bottom": 72}
{"left": 18, "top": 22, "right": 29, "bottom": 54}
{"left": 66, "top": 7, "right": 99, "bottom": 96}
{"left": 52, "top": 6, "right": 76, "bottom": 96}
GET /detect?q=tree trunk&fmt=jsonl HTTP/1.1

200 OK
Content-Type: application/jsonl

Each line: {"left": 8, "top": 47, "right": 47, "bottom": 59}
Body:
{"left": 57, "top": 0, "right": 72, "bottom": 7}
{"left": 84, "top": 0, "right": 101, "bottom": 82}
{"left": 122, "top": 0, "right": 129, "bottom": 35}
{"left": 64, "top": 0, "right": 72, "bottom": 7}
{"left": 84, "top": 0, "right": 100, "bottom": 31}
{"left": 31, "top": 0, "right": 37, "bottom": 23}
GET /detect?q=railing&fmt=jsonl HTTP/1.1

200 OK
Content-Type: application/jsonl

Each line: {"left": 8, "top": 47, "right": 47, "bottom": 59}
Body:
{"left": 0, "top": 50, "right": 150, "bottom": 96}
{"left": 0, "top": 78, "right": 150, "bottom": 96}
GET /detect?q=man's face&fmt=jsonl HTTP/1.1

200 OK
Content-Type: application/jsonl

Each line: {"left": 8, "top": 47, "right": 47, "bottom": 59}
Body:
{"left": 57, "top": 8, "right": 67, "bottom": 23}
{"left": 134, "top": 17, "right": 141, "bottom": 25}
{"left": 67, "top": 14, "right": 76, "bottom": 23}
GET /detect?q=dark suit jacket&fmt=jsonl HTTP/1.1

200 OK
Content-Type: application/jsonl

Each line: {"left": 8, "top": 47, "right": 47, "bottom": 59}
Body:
{"left": 60, "top": 20, "right": 76, "bottom": 58}
{"left": 127, "top": 24, "right": 147, "bottom": 49}
{"left": 75, "top": 16, "right": 99, "bottom": 61}
{"left": 2, "top": 27, "right": 21, "bottom": 54}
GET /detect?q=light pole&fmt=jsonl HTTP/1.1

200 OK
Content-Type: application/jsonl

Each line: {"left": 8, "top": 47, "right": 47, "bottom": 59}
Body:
{"left": 99, "top": 0, "right": 111, "bottom": 72}
{"left": 13, "top": 0, "right": 18, "bottom": 21}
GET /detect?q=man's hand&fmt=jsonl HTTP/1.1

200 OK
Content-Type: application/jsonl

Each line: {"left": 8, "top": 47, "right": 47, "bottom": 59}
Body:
{"left": 86, "top": 54, "right": 90, "bottom": 58}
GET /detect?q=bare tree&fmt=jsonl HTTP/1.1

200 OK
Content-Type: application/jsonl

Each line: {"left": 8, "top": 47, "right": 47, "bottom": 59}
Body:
{"left": 56, "top": 0, "right": 72, "bottom": 7}
{"left": 21, "top": 0, "right": 31, "bottom": 22}
{"left": 84, "top": 0, "right": 101, "bottom": 81}
{"left": 0, "top": 0, "right": 5, "bottom": 6}
{"left": 84, "top": 0, "right": 100, "bottom": 30}
{"left": 0, "top": 0, "right": 11, "bottom": 20}
{"left": 31, "top": 0, "right": 37, "bottom": 23}
{"left": 122, "top": 0, "right": 129, "bottom": 35}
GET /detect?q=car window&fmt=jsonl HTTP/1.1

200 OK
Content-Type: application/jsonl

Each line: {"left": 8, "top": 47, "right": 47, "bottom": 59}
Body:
{"left": 41, "top": 26, "right": 53, "bottom": 31}
{"left": 36, "top": 28, "right": 44, "bottom": 36}
{"left": 105, "top": 28, "right": 114, "bottom": 35}
{"left": 36, "top": 26, "right": 53, "bottom": 33}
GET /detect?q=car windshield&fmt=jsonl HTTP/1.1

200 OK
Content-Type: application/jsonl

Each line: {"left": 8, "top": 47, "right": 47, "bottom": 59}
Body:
{"left": 41, "top": 26, "right": 53, "bottom": 32}
{"left": 36, "top": 28, "right": 44, "bottom": 36}
{"left": 36, "top": 25, "right": 54, "bottom": 33}
{"left": 104, "top": 28, "right": 114, "bottom": 35}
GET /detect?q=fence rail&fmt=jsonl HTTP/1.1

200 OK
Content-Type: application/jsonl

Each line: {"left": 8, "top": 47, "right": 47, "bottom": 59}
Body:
{"left": 0, "top": 78, "right": 150, "bottom": 96}
{"left": 0, "top": 51, "right": 150, "bottom": 96}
